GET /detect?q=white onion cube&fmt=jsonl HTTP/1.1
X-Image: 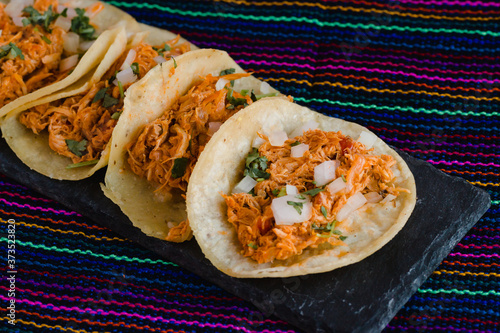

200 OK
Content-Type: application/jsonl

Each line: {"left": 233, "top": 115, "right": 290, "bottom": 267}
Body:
{"left": 5, "top": 0, "right": 33, "bottom": 18}
{"left": 215, "top": 78, "right": 229, "bottom": 91}
{"left": 290, "top": 143, "right": 309, "bottom": 158}
{"left": 364, "top": 192, "right": 383, "bottom": 203}
{"left": 269, "top": 130, "right": 288, "bottom": 147}
{"left": 63, "top": 32, "right": 80, "bottom": 53}
{"left": 336, "top": 192, "right": 367, "bottom": 221}
{"left": 357, "top": 131, "right": 377, "bottom": 149}
{"left": 271, "top": 195, "right": 312, "bottom": 225}
{"left": 207, "top": 122, "right": 222, "bottom": 136}
{"left": 154, "top": 55, "right": 166, "bottom": 64}
{"left": 314, "top": 160, "right": 338, "bottom": 186}
{"left": 59, "top": 54, "right": 79, "bottom": 72}
{"left": 232, "top": 175, "right": 258, "bottom": 194}
{"left": 326, "top": 177, "right": 346, "bottom": 195}
{"left": 54, "top": 16, "right": 72, "bottom": 32}
{"left": 113, "top": 67, "right": 137, "bottom": 86}
{"left": 252, "top": 136, "right": 266, "bottom": 148}
{"left": 121, "top": 49, "right": 137, "bottom": 70}
{"left": 381, "top": 194, "right": 396, "bottom": 204}
{"left": 285, "top": 185, "right": 298, "bottom": 195}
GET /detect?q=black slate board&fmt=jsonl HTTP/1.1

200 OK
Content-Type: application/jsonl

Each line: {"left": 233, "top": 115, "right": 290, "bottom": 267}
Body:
{"left": 0, "top": 135, "right": 491, "bottom": 333}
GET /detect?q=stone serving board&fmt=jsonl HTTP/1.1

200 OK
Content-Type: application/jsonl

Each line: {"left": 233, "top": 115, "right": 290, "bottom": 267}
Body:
{"left": 0, "top": 135, "right": 491, "bottom": 333}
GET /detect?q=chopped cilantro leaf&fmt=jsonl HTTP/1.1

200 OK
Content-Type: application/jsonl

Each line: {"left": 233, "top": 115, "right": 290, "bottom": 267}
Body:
{"left": 219, "top": 68, "right": 235, "bottom": 76}
{"left": 240, "top": 89, "right": 249, "bottom": 96}
{"left": 250, "top": 90, "right": 258, "bottom": 102}
{"left": 287, "top": 201, "right": 303, "bottom": 215}
{"left": 92, "top": 88, "right": 107, "bottom": 104}
{"left": 22, "top": 5, "right": 58, "bottom": 32}
{"left": 0, "top": 43, "right": 25, "bottom": 60}
{"left": 130, "top": 62, "right": 140, "bottom": 76}
{"left": 65, "top": 139, "right": 87, "bottom": 157}
{"left": 172, "top": 57, "right": 177, "bottom": 68}
{"left": 339, "top": 236, "right": 348, "bottom": 241}
{"left": 248, "top": 242, "right": 258, "bottom": 250}
{"left": 171, "top": 157, "right": 189, "bottom": 179}
{"left": 341, "top": 174, "right": 347, "bottom": 182}
{"left": 290, "top": 141, "right": 301, "bottom": 147}
{"left": 71, "top": 8, "right": 96, "bottom": 40}
{"left": 321, "top": 206, "right": 328, "bottom": 218}
{"left": 153, "top": 44, "right": 171, "bottom": 57}
{"left": 278, "top": 187, "right": 287, "bottom": 197}
{"left": 102, "top": 94, "right": 119, "bottom": 108}
{"left": 41, "top": 35, "right": 51, "bottom": 44}
{"left": 111, "top": 112, "right": 121, "bottom": 120}
{"left": 243, "top": 148, "right": 270, "bottom": 180}
{"left": 301, "top": 187, "right": 325, "bottom": 197}
{"left": 296, "top": 194, "right": 306, "bottom": 200}
{"left": 117, "top": 80, "right": 124, "bottom": 99}
{"left": 255, "top": 92, "right": 279, "bottom": 100}
{"left": 66, "top": 159, "right": 98, "bottom": 169}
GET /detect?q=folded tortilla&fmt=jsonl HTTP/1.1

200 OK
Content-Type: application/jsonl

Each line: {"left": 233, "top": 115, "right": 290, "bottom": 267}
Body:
{"left": 0, "top": 0, "right": 139, "bottom": 118}
{"left": 101, "top": 49, "right": 278, "bottom": 241}
{"left": 0, "top": 25, "right": 195, "bottom": 180}
{"left": 186, "top": 97, "right": 417, "bottom": 278}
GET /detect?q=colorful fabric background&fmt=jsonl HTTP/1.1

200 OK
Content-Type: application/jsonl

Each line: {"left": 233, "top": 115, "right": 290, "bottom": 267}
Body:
{"left": 1, "top": 0, "right": 499, "bottom": 332}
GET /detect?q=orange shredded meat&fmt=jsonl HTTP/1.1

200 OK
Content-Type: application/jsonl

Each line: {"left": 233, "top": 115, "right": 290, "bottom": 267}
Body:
{"left": 126, "top": 71, "right": 254, "bottom": 242}
{"left": 19, "top": 38, "right": 190, "bottom": 164}
{"left": 224, "top": 129, "right": 408, "bottom": 264}
{"left": 0, "top": 0, "right": 67, "bottom": 108}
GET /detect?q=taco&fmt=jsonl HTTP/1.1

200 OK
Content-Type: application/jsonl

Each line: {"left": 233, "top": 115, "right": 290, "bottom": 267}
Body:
{"left": 101, "top": 49, "right": 280, "bottom": 242}
{"left": 0, "top": 0, "right": 138, "bottom": 116}
{"left": 186, "top": 97, "right": 416, "bottom": 278}
{"left": 1, "top": 25, "right": 194, "bottom": 180}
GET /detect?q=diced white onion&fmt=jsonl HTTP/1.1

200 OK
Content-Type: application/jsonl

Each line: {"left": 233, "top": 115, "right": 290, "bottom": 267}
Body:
{"left": 290, "top": 143, "right": 309, "bottom": 158}
{"left": 289, "top": 120, "right": 319, "bottom": 138}
{"left": 167, "top": 222, "right": 176, "bottom": 229}
{"left": 232, "top": 175, "right": 258, "bottom": 194}
{"left": 260, "top": 81, "right": 272, "bottom": 94}
{"left": 336, "top": 192, "right": 367, "bottom": 221}
{"left": 0, "top": 30, "right": 2, "bottom": 37}
{"left": 271, "top": 194, "right": 312, "bottom": 225}
{"left": 79, "top": 40, "right": 95, "bottom": 51}
{"left": 381, "top": 194, "right": 396, "bottom": 204}
{"left": 215, "top": 78, "right": 229, "bottom": 91}
{"left": 12, "top": 17, "right": 25, "bottom": 27}
{"left": 42, "top": 53, "right": 59, "bottom": 64}
{"left": 113, "top": 67, "right": 137, "bottom": 86}
{"left": 59, "top": 54, "right": 79, "bottom": 72}
{"left": 153, "top": 55, "right": 166, "bottom": 64}
{"left": 120, "top": 49, "right": 136, "bottom": 70}
{"left": 57, "top": 6, "right": 77, "bottom": 19}
{"left": 252, "top": 136, "right": 266, "bottom": 148}
{"left": 285, "top": 185, "right": 298, "bottom": 195}
{"left": 357, "top": 130, "right": 377, "bottom": 149}
{"left": 326, "top": 177, "right": 346, "bottom": 195}
{"left": 63, "top": 32, "right": 80, "bottom": 53}
{"left": 5, "top": 0, "right": 33, "bottom": 18}
{"left": 364, "top": 192, "right": 383, "bottom": 203}
{"left": 54, "top": 16, "right": 72, "bottom": 32}
{"left": 269, "top": 130, "right": 288, "bottom": 147}
{"left": 314, "top": 160, "right": 338, "bottom": 186}
{"left": 207, "top": 122, "right": 222, "bottom": 136}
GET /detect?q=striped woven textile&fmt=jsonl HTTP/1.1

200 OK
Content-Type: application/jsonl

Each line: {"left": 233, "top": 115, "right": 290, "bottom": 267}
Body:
{"left": 1, "top": 0, "right": 499, "bottom": 332}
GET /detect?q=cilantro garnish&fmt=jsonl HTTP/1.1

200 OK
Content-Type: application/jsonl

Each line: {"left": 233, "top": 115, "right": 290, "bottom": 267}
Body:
{"left": 301, "top": 187, "right": 325, "bottom": 197}
{"left": 287, "top": 201, "right": 303, "bottom": 215}
{"left": 118, "top": 80, "right": 124, "bottom": 99}
{"left": 290, "top": 141, "right": 301, "bottom": 147}
{"left": 244, "top": 148, "right": 270, "bottom": 180}
{"left": 66, "top": 159, "right": 98, "bottom": 169}
{"left": 226, "top": 91, "right": 248, "bottom": 109}
{"left": 255, "top": 92, "right": 279, "bottom": 100}
{"left": 339, "top": 236, "right": 348, "bottom": 241}
{"left": 0, "top": 43, "right": 24, "bottom": 60}
{"left": 313, "top": 221, "right": 345, "bottom": 239}
{"left": 40, "top": 35, "right": 51, "bottom": 44}
{"left": 171, "top": 157, "right": 189, "bottom": 179}
{"left": 130, "top": 62, "right": 140, "bottom": 76}
{"left": 153, "top": 44, "right": 171, "bottom": 57}
{"left": 248, "top": 242, "right": 258, "bottom": 250}
{"left": 272, "top": 188, "right": 280, "bottom": 196}
{"left": 71, "top": 8, "right": 96, "bottom": 41}
{"left": 341, "top": 174, "right": 347, "bottom": 182}
{"left": 65, "top": 139, "right": 87, "bottom": 157}
{"left": 250, "top": 90, "right": 258, "bottom": 102}
{"left": 92, "top": 87, "right": 119, "bottom": 108}
{"left": 321, "top": 206, "right": 328, "bottom": 219}
{"left": 111, "top": 112, "right": 121, "bottom": 120}
{"left": 172, "top": 57, "right": 177, "bottom": 68}
{"left": 103, "top": 94, "right": 119, "bottom": 108}
{"left": 219, "top": 68, "right": 235, "bottom": 76}
{"left": 22, "top": 5, "right": 58, "bottom": 32}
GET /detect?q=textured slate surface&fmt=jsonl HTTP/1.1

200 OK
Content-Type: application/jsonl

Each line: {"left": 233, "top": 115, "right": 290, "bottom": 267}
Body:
{"left": 0, "top": 136, "right": 490, "bottom": 333}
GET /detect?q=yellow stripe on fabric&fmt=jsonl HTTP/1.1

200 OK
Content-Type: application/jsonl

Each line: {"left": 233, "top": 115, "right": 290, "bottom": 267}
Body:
{"left": 434, "top": 270, "right": 500, "bottom": 278}
{"left": 217, "top": 0, "right": 500, "bottom": 22}
{"left": 0, "top": 318, "right": 89, "bottom": 332}
{"left": 265, "top": 77, "right": 500, "bottom": 101}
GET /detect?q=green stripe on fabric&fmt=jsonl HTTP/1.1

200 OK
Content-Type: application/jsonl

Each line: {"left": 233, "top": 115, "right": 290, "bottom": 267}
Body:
{"left": 108, "top": 1, "right": 500, "bottom": 37}
{"left": 0, "top": 238, "right": 177, "bottom": 266}
{"left": 418, "top": 288, "right": 500, "bottom": 297}
{"left": 294, "top": 97, "right": 500, "bottom": 117}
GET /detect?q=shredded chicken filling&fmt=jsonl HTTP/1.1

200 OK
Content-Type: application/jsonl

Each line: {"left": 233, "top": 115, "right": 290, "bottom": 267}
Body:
{"left": 19, "top": 38, "right": 190, "bottom": 164}
{"left": 0, "top": 0, "right": 73, "bottom": 108}
{"left": 126, "top": 72, "right": 253, "bottom": 242}
{"left": 224, "top": 129, "right": 408, "bottom": 264}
